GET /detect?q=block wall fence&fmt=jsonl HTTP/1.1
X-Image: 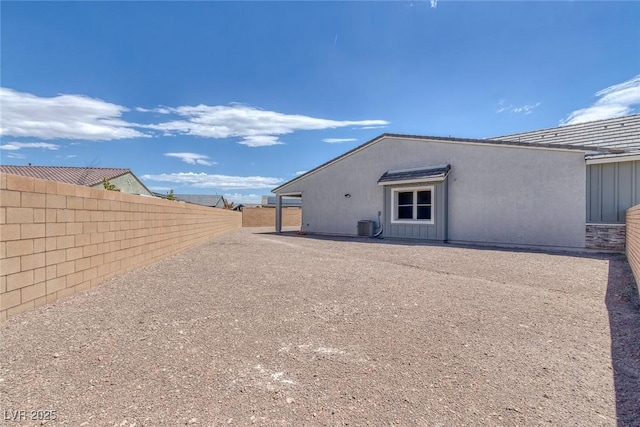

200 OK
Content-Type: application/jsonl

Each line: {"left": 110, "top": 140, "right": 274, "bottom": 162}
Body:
{"left": 0, "top": 173, "right": 241, "bottom": 321}
{"left": 626, "top": 205, "right": 640, "bottom": 294}
{"left": 242, "top": 207, "right": 301, "bottom": 228}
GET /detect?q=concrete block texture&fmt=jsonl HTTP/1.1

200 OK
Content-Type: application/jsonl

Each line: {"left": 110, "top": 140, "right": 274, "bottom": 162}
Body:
{"left": 625, "top": 205, "right": 640, "bottom": 299}
{"left": 242, "top": 207, "right": 301, "bottom": 228}
{"left": 0, "top": 172, "right": 241, "bottom": 320}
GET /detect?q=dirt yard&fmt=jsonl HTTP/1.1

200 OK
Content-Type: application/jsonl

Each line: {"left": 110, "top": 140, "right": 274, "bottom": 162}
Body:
{"left": 1, "top": 229, "right": 638, "bottom": 426}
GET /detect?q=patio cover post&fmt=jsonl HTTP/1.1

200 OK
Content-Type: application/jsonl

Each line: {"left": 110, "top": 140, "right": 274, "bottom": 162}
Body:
{"left": 275, "top": 194, "right": 282, "bottom": 233}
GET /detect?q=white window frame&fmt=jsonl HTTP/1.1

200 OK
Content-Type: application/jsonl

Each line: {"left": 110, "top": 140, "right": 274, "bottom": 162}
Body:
{"left": 390, "top": 186, "right": 434, "bottom": 225}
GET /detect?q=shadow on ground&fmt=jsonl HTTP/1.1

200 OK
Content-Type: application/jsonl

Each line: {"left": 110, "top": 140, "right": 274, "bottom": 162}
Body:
{"left": 606, "top": 256, "right": 640, "bottom": 427}
{"left": 257, "top": 229, "right": 623, "bottom": 256}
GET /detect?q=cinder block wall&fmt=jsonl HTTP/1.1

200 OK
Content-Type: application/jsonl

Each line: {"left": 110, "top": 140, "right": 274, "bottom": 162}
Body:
{"left": 242, "top": 207, "right": 301, "bottom": 228}
{"left": 0, "top": 173, "right": 241, "bottom": 321}
{"left": 626, "top": 205, "right": 640, "bottom": 289}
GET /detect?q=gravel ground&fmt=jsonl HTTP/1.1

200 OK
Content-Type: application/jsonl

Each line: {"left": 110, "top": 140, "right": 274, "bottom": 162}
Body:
{"left": 1, "top": 228, "right": 639, "bottom": 426}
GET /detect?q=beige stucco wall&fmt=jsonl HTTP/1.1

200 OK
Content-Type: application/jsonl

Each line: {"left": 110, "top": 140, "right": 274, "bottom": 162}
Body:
{"left": 0, "top": 172, "right": 241, "bottom": 321}
{"left": 89, "top": 172, "right": 153, "bottom": 196}
{"left": 276, "top": 137, "right": 586, "bottom": 248}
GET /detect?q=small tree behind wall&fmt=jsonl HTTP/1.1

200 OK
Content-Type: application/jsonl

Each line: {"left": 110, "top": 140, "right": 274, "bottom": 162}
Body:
{"left": 222, "top": 197, "right": 235, "bottom": 210}
{"left": 166, "top": 189, "right": 176, "bottom": 201}
{"left": 103, "top": 178, "right": 121, "bottom": 192}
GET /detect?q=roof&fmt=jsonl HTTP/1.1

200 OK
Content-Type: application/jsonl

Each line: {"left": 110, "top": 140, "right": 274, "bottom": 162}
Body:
{"left": 174, "top": 194, "right": 226, "bottom": 208}
{"left": 491, "top": 114, "right": 640, "bottom": 155}
{"left": 0, "top": 165, "right": 132, "bottom": 187}
{"left": 273, "top": 132, "right": 604, "bottom": 193}
{"left": 261, "top": 195, "right": 302, "bottom": 207}
{"left": 378, "top": 165, "right": 451, "bottom": 185}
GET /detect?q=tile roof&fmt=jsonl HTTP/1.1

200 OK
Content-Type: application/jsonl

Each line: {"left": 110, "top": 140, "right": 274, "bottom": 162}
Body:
{"left": 174, "top": 194, "right": 225, "bottom": 208}
{"left": 491, "top": 114, "right": 640, "bottom": 154}
{"left": 378, "top": 165, "right": 451, "bottom": 184}
{"left": 0, "top": 165, "right": 132, "bottom": 186}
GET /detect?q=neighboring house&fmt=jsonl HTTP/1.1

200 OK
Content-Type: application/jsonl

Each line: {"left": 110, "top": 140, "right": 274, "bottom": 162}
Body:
{"left": 272, "top": 114, "right": 640, "bottom": 250}
{"left": 0, "top": 165, "right": 154, "bottom": 196}
{"left": 260, "top": 195, "right": 302, "bottom": 208}
{"left": 174, "top": 194, "right": 227, "bottom": 208}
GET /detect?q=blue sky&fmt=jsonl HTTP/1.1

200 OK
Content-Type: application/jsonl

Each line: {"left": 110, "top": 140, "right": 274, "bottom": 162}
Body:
{"left": 1, "top": 1, "right": 639, "bottom": 203}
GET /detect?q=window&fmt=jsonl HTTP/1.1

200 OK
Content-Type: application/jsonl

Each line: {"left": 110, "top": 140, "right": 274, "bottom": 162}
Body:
{"left": 391, "top": 186, "right": 434, "bottom": 224}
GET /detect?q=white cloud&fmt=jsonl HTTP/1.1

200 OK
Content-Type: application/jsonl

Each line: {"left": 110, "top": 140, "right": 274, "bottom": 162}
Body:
{"left": 223, "top": 193, "right": 262, "bottom": 205}
{"left": 294, "top": 170, "right": 308, "bottom": 176}
{"left": 513, "top": 103, "right": 540, "bottom": 115}
{"left": 358, "top": 125, "right": 388, "bottom": 130}
{"left": 239, "top": 135, "right": 284, "bottom": 147}
{"left": 136, "top": 106, "right": 171, "bottom": 114}
{"left": 142, "top": 103, "right": 388, "bottom": 146}
{"left": 496, "top": 99, "right": 541, "bottom": 115}
{"left": 5, "top": 152, "right": 25, "bottom": 159}
{"left": 141, "top": 172, "right": 283, "bottom": 190}
{"left": 323, "top": 138, "right": 357, "bottom": 144}
{"left": 1, "top": 87, "right": 389, "bottom": 147}
{"left": 0, "top": 87, "right": 147, "bottom": 141}
{"left": 0, "top": 141, "right": 60, "bottom": 151}
{"left": 164, "top": 152, "right": 216, "bottom": 166}
{"left": 561, "top": 74, "right": 640, "bottom": 125}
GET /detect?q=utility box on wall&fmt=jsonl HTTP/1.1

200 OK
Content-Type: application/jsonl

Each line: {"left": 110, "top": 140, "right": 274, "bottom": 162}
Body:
{"left": 357, "top": 220, "right": 375, "bottom": 237}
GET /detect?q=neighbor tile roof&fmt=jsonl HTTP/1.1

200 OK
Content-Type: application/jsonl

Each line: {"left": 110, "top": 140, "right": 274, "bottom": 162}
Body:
{"left": 174, "top": 194, "right": 225, "bottom": 208}
{"left": 491, "top": 114, "right": 640, "bottom": 154}
{"left": 378, "top": 165, "right": 451, "bottom": 184}
{"left": 0, "top": 165, "right": 131, "bottom": 187}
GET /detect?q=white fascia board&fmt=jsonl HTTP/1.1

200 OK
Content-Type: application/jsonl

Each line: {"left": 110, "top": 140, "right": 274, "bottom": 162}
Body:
{"left": 586, "top": 153, "right": 640, "bottom": 165}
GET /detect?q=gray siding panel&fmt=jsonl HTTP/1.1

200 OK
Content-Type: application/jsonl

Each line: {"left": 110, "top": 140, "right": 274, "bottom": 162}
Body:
{"left": 618, "top": 162, "right": 633, "bottom": 222}
{"left": 587, "top": 160, "right": 640, "bottom": 223}
{"left": 588, "top": 166, "right": 601, "bottom": 221}
{"left": 601, "top": 165, "right": 616, "bottom": 222}
{"left": 384, "top": 181, "right": 447, "bottom": 241}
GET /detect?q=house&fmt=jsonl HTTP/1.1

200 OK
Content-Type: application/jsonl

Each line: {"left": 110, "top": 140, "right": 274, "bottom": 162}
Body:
{"left": 173, "top": 194, "right": 227, "bottom": 208}
{"left": 260, "top": 195, "right": 302, "bottom": 208}
{"left": 272, "top": 114, "right": 640, "bottom": 251}
{"left": 0, "top": 165, "right": 154, "bottom": 197}
{"left": 491, "top": 114, "right": 640, "bottom": 250}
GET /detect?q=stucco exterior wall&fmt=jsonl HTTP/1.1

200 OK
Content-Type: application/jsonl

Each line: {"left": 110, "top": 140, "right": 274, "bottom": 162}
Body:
{"left": 277, "top": 137, "right": 586, "bottom": 248}
{"left": 89, "top": 172, "right": 153, "bottom": 196}
{"left": 0, "top": 173, "right": 241, "bottom": 321}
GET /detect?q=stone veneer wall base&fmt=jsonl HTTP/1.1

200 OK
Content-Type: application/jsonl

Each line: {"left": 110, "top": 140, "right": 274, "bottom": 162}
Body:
{"left": 586, "top": 223, "right": 626, "bottom": 252}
